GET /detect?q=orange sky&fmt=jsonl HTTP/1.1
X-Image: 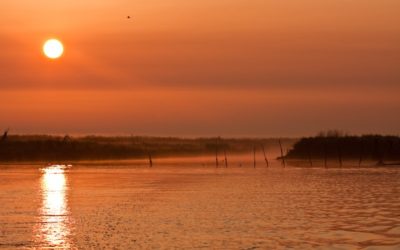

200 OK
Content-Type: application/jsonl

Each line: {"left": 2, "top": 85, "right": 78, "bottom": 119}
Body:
{"left": 1, "top": 0, "right": 399, "bottom": 136}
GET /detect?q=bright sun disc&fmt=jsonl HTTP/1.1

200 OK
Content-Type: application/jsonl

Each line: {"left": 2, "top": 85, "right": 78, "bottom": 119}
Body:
{"left": 43, "top": 39, "right": 64, "bottom": 59}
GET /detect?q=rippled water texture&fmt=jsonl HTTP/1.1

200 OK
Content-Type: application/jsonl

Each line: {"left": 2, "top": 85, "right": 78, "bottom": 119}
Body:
{"left": 0, "top": 161, "right": 399, "bottom": 249}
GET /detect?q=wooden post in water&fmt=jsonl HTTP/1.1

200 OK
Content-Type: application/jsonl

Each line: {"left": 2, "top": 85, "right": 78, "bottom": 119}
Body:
{"left": 224, "top": 149, "right": 228, "bottom": 168}
{"left": 337, "top": 139, "right": 343, "bottom": 167}
{"left": 388, "top": 139, "right": 394, "bottom": 161}
{"left": 358, "top": 138, "right": 363, "bottom": 167}
{"left": 148, "top": 153, "right": 153, "bottom": 167}
{"left": 215, "top": 137, "right": 219, "bottom": 168}
{"left": 307, "top": 141, "right": 313, "bottom": 167}
{"left": 279, "top": 139, "right": 286, "bottom": 168}
{"left": 324, "top": 140, "right": 328, "bottom": 168}
{"left": 376, "top": 138, "right": 384, "bottom": 165}
{"left": 253, "top": 145, "right": 256, "bottom": 168}
{"left": 142, "top": 140, "right": 153, "bottom": 168}
{"left": 262, "top": 144, "right": 269, "bottom": 167}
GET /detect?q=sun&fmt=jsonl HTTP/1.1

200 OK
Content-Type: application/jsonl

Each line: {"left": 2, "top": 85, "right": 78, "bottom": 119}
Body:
{"left": 43, "top": 39, "right": 64, "bottom": 59}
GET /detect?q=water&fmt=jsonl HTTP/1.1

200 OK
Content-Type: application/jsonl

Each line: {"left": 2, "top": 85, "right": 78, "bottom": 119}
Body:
{"left": 0, "top": 161, "right": 399, "bottom": 249}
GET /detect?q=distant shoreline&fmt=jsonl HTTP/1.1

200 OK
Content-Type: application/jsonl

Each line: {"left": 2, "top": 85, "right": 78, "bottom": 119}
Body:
{"left": 0, "top": 134, "right": 296, "bottom": 162}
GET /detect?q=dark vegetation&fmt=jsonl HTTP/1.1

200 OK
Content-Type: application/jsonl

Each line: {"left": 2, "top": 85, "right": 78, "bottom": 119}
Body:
{"left": 0, "top": 133, "right": 293, "bottom": 162}
{"left": 286, "top": 131, "right": 400, "bottom": 165}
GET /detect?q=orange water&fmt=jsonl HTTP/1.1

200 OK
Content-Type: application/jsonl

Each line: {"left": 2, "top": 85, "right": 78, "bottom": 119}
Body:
{"left": 0, "top": 161, "right": 399, "bottom": 249}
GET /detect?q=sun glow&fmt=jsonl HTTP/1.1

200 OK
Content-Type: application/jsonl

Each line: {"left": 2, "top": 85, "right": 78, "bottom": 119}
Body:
{"left": 43, "top": 39, "right": 64, "bottom": 59}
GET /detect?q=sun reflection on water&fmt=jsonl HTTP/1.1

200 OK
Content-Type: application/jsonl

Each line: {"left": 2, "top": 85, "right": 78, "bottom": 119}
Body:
{"left": 37, "top": 165, "right": 72, "bottom": 248}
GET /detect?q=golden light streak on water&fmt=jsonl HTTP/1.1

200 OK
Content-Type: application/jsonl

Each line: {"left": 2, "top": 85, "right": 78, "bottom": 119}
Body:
{"left": 37, "top": 165, "right": 72, "bottom": 248}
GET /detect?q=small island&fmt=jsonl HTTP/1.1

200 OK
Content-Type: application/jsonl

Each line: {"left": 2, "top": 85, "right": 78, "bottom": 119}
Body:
{"left": 285, "top": 131, "right": 400, "bottom": 166}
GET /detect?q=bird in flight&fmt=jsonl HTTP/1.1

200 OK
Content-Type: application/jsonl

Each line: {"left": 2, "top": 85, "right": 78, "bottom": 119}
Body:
{"left": 127, "top": 16, "right": 131, "bottom": 19}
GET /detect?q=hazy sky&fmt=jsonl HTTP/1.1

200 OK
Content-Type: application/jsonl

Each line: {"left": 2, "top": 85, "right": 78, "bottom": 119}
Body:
{"left": 1, "top": 0, "right": 399, "bottom": 137}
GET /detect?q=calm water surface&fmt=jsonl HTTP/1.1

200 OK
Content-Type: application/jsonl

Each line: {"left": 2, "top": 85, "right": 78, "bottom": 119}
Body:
{"left": 0, "top": 161, "right": 399, "bottom": 249}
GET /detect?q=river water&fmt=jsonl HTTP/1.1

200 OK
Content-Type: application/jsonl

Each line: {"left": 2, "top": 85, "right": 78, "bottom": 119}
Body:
{"left": 0, "top": 160, "right": 399, "bottom": 249}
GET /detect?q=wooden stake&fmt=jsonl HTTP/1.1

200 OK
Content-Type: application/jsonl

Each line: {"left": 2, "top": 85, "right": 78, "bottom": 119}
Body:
{"left": 376, "top": 138, "right": 384, "bottom": 165}
{"left": 324, "top": 140, "right": 328, "bottom": 168}
{"left": 358, "top": 139, "right": 363, "bottom": 167}
{"left": 262, "top": 144, "right": 269, "bottom": 167}
{"left": 279, "top": 139, "right": 286, "bottom": 167}
{"left": 337, "top": 139, "right": 343, "bottom": 167}
{"left": 308, "top": 141, "right": 313, "bottom": 167}
{"left": 142, "top": 140, "right": 153, "bottom": 168}
{"left": 224, "top": 149, "right": 228, "bottom": 168}
{"left": 215, "top": 137, "right": 219, "bottom": 168}
{"left": 253, "top": 145, "right": 256, "bottom": 168}
{"left": 148, "top": 153, "right": 153, "bottom": 167}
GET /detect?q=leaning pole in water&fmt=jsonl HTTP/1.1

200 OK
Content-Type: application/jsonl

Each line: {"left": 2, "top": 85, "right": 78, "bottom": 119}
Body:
{"left": 324, "top": 140, "right": 328, "bottom": 168}
{"left": 253, "top": 145, "right": 256, "bottom": 168}
{"left": 224, "top": 149, "right": 228, "bottom": 168}
{"left": 279, "top": 139, "right": 286, "bottom": 167}
{"left": 262, "top": 144, "right": 269, "bottom": 167}
{"left": 148, "top": 153, "right": 153, "bottom": 167}
{"left": 215, "top": 137, "right": 219, "bottom": 168}
{"left": 358, "top": 138, "right": 363, "bottom": 167}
